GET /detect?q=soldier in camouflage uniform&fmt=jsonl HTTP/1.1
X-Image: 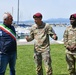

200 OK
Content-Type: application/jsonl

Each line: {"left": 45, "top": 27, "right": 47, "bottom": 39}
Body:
{"left": 63, "top": 13, "right": 76, "bottom": 75}
{"left": 26, "top": 12, "right": 58, "bottom": 75}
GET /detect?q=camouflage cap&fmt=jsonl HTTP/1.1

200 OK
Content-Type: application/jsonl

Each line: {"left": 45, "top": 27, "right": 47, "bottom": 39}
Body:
{"left": 70, "top": 13, "right": 76, "bottom": 20}
{"left": 33, "top": 12, "right": 42, "bottom": 18}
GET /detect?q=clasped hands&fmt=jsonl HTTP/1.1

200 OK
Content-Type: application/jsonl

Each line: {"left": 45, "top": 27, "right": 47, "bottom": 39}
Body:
{"left": 66, "top": 45, "right": 76, "bottom": 51}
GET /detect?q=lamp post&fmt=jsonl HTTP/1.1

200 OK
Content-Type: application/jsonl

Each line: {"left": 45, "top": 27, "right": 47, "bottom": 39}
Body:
{"left": 17, "top": 0, "right": 19, "bottom": 24}
{"left": 12, "top": 7, "right": 13, "bottom": 16}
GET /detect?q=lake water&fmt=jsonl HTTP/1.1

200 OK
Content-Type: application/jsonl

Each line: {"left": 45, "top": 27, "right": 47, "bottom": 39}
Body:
{"left": 16, "top": 25, "right": 67, "bottom": 41}
{"left": 50, "top": 26, "right": 66, "bottom": 41}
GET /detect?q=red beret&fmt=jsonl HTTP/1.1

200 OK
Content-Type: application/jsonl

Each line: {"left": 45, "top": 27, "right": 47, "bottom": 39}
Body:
{"left": 33, "top": 13, "right": 42, "bottom": 18}
{"left": 70, "top": 13, "right": 76, "bottom": 20}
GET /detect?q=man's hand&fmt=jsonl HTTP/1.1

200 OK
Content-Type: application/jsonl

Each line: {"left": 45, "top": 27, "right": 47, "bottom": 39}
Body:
{"left": 25, "top": 36, "right": 29, "bottom": 41}
{"left": 66, "top": 45, "right": 76, "bottom": 51}
{"left": 52, "top": 34, "right": 58, "bottom": 40}
{"left": 66, "top": 46, "right": 72, "bottom": 50}
{"left": 71, "top": 45, "right": 76, "bottom": 50}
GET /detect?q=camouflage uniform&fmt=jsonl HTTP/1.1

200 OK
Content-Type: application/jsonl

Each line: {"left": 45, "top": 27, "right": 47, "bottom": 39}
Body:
{"left": 28, "top": 22, "right": 56, "bottom": 75}
{"left": 63, "top": 25, "right": 76, "bottom": 75}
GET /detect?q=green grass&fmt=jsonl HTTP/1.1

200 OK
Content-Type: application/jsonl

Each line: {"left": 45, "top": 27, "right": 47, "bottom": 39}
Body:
{"left": 5, "top": 44, "right": 68, "bottom": 75}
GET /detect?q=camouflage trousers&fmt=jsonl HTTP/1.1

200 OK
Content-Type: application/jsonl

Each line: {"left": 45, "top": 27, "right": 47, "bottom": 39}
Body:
{"left": 34, "top": 50, "right": 52, "bottom": 75}
{"left": 66, "top": 53, "right": 76, "bottom": 75}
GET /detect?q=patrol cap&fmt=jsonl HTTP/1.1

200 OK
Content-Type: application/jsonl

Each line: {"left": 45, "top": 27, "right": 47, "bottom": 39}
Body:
{"left": 33, "top": 12, "right": 42, "bottom": 18}
{"left": 70, "top": 13, "right": 76, "bottom": 20}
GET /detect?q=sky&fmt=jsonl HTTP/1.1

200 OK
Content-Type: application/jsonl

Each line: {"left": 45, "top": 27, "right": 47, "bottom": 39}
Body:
{"left": 0, "top": 0, "right": 76, "bottom": 21}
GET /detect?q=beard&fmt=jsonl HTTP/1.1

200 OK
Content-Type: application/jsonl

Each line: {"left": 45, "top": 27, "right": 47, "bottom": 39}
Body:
{"left": 71, "top": 22, "right": 76, "bottom": 27}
